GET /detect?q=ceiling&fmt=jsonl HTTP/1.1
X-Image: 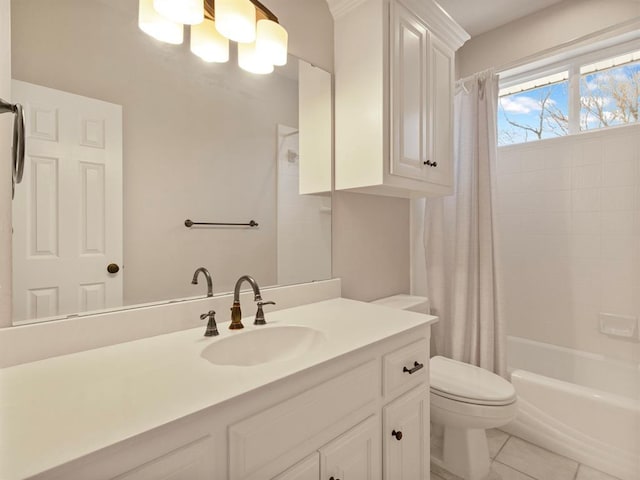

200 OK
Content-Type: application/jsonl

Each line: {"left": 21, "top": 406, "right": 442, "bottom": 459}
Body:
{"left": 436, "top": 0, "right": 566, "bottom": 37}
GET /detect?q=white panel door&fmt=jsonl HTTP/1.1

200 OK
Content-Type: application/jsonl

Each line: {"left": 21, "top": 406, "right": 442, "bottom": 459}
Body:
{"left": 390, "top": 0, "right": 429, "bottom": 181}
{"left": 12, "top": 80, "right": 123, "bottom": 322}
{"left": 320, "top": 415, "right": 381, "bottom": 480}
{"left": 383, "top": 387, "right": 430, "bottom": 480}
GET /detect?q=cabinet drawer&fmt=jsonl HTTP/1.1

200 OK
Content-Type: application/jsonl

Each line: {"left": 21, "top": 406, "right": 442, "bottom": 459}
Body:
{"left": 383, "top": 339, "right": 428, "bottom": 399}
{"left": 229, "top": 360, "right": 379, "bottom": 480}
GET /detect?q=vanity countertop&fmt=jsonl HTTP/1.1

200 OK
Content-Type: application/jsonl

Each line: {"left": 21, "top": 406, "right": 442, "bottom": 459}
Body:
{"left": 0, "top": 297, "right": 437, "bottom": 479}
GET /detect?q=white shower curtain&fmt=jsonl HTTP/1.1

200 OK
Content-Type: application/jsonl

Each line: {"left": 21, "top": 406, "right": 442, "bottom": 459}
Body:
{"left": 424, "top": 69, "right": 506, "bottom": 376}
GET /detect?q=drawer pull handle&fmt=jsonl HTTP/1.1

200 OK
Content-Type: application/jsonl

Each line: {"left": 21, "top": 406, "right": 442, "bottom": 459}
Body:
{"left": 392, "top": 429, "right": 403, "bottom": 440}
{"left": 403, "top": 361, "right": 424, "bottom": 374}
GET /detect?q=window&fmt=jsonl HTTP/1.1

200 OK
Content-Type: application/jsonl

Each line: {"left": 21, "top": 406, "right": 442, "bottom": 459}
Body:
{"left": 498, "top": 45, "right": 640, "bottom": 146}
{"left": 498, "top": 72, "right": 569, "bottom": 145}
{"left": 580, "top": 50, "right": 640, "bottom": 131}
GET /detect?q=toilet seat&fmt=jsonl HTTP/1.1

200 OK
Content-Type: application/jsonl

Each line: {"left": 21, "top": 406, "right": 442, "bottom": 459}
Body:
{"left": 430, "top": 356, "right": 516, "bottom": 406}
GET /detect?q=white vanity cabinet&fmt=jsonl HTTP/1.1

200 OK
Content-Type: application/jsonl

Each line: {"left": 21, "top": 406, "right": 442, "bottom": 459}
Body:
{"left": 273, "top": 416, "right": 380, "bottom": 480}
{"left": 110, "top": 436, "right": 216, "bottom": 480}
{"left": 330, "top": 0, "right": 468, "bottom": 198}
{"left": 384, "top": 387, "right": 430, "bottom": 479}
{"left": 8, "top": 300, "right": 437, "bottom": 480}
{"left": 381, "top": 339, "right": 430, "bottom": 480}
{"left": 273, "top": 453, "right": 320, "bottom": 480}
{"left": 320, "top": 416, "right": 381, "bottom": 480}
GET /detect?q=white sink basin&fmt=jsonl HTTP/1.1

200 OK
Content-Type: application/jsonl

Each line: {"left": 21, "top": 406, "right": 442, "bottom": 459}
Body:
{"left": 201, "top": 325, "right": 327, "bottom": 366}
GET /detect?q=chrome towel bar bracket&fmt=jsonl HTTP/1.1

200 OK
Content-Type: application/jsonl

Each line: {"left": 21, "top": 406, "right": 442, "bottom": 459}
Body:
{"left": 0, "top": 98, "right": 25, "bottom": 199}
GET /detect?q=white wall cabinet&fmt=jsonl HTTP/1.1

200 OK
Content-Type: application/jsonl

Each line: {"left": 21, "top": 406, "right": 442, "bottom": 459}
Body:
{"left": 330, "top": 0, "right": 468, "bottom": 198}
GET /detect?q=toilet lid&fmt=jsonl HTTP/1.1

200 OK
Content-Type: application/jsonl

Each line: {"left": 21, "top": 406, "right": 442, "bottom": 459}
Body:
{"left": 430, "top": 356, "right": 516, "bottom": 406}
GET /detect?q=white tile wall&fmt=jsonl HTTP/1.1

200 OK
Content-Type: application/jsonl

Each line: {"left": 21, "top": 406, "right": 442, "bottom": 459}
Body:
{"left": 496, "top": 125, "right": 640, "bottom": 363}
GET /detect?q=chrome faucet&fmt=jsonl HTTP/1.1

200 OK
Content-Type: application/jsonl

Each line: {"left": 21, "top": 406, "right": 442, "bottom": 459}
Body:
{"left": 191, "top": 267, "right": 213, "bottom": 297}
{"left": 229, "top": 275, "right": 275, "bottom": 329}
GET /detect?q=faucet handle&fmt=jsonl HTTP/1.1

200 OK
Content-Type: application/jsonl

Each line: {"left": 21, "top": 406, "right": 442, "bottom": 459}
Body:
{"left": 200, "top": 310, "right": 219, "bottom": 337}
{"left": 254, "top": 301, "right": 275, "bottom": 325}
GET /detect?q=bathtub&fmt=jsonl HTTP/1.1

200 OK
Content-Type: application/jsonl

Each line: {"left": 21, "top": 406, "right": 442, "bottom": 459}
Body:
{"left": 504, "top": 336, "right": 640, "bottom": 480}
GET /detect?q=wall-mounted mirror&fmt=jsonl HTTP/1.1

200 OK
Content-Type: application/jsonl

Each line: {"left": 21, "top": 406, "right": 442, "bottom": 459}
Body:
{"left": 10, "top": 0, "right": 332, "bottom": 325}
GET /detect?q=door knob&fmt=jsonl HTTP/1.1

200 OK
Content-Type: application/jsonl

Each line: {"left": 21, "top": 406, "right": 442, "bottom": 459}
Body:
{"left": 107, "top": 263, "right": 120, "bottom": 274}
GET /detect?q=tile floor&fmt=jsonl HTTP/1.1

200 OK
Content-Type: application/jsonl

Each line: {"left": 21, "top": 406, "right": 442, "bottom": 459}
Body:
{"left": 430, "top": 429, "right": 621, "bottom": 480}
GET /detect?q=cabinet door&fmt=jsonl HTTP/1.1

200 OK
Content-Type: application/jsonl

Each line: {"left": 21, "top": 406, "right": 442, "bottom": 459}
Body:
{"left": 427, "top": 34, "right": 454, "bottom": 187}
{"left": 320, "top": 415, "right": 381, "bottom": 480}
{"left": 273, "top": 453, "right": 320, "bottom": 480}
{"left": 383, "top": 387, "right": 430, "bottom": 480}
{"left": 390, "top": 0, "right": 429, "bottom": 181}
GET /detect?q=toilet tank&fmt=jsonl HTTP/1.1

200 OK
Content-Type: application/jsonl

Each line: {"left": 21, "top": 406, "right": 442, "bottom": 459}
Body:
{"left": 371, "top": 294, "right": 430, "bottom": 314}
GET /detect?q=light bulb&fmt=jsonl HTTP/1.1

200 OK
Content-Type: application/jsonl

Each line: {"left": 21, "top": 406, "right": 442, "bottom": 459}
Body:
{"left": 238, "top": 41, "right": 274, "bottom": 75}
{"left": 256, "top": 19, "right": 288, "bottom": 66}
{"left": 215, "top": 0, "right": 256, "bottom": 43}
{"left": 138, "top": 0, "right": 184, "bottom": 44}
{"left": 153, "top": 0, "right": 204, "bottom": 25}
{"left": 191, "top": 19, "right": 229, "bottom": 63}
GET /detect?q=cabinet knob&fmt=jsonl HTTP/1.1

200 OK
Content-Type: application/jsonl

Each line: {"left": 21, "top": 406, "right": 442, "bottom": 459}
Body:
{"left": 329, "top": 477, "right": 340, "bottom": 480}
{"left": 392, "top": 429, "right": 403, "bottom": 440}
{"left": 424, "top": 160, "right": 433, "bottom": 166}
{"left": 432, "top": 161, "right": 438, "bottom": 167}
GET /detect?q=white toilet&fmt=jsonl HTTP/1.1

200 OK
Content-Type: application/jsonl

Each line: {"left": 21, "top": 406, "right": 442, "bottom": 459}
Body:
{"left": 430, "top": 355, "right": 517, "bottom": 480}
{"left": 372, "top": 295, "right": 517, "bottom": 480}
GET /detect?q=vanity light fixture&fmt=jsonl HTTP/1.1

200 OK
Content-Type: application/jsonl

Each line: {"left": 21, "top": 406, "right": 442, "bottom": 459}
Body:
{"left": 138, "top": 0, "right": 184, "bottom": 45}
{"left": 138, "top": 0, "right": 288, "bottom": 74}
{"left": 238, "top": 41, "right": 274, "bottom": 74}
{"left": 191, "top": 18, "right": 230, "bottom": 63}
{"left": 215, "top": 0, "right": 256, "bottom": 43}
{"left": 154, "top": 0, "right": 204, "bottom": 25}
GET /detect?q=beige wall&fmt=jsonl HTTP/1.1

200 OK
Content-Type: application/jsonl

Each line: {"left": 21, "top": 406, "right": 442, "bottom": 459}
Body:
{"left": 457, "top": 0, "right": 640, "bottom": 78}
{"left": 0, "top": 0, "right": 11, "bottom": 328}
{"left": 269, "top": 0, "right": 334, "bottom": 73}
{"left": 333, "top": 192, "right": 410, "bottom": 301}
